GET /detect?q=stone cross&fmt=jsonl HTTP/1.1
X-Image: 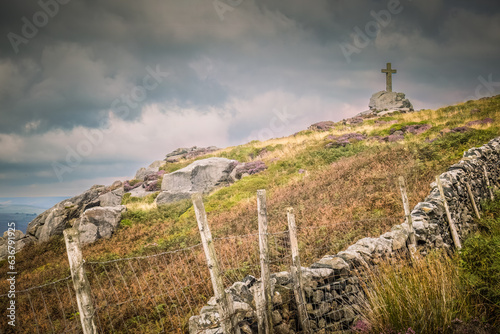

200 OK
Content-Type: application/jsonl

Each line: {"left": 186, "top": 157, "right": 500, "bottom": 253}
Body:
{"left": 381, "top": 62, "right": 397, "bottom": 92}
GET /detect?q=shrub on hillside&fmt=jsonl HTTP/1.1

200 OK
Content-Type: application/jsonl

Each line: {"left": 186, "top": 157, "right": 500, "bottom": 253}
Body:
{"left": 124, "top": 180, "right": 143, "bottom": 192}
{"left": 234, "top": 160, "right": 267, "bottom": 179}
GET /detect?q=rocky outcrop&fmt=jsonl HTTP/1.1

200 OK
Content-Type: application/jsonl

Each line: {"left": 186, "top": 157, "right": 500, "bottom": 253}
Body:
{"left": 156, "top": 157, "right": 237, "bottom": 205}
{"left": 0, "top": 230, "right": 34, "bottom": 259}
{"left": 0, "top": 183, "right": 127, "bottom": 260}
{"left": 97, "top": 188, "right": 124, "bottom": 207}
{"left": 165, "top": 146, "right": 219, "bottom": 163}
{"left": 369, "top": 91, "right": 413, "bottom": 113}
{"left": 75, "top": 206, "right": 127, "bottom": 244}
{"left": 189, "top": 137, "right": 500, "bottom": 333}
{"left": 134, "top": 160, "right": 166, "bottom": 181}
{"left": 26, "top": 185, "right": 108, "bottom": 243}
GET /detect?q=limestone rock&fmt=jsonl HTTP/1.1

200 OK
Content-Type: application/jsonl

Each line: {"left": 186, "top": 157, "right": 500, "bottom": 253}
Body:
{"left": 134, "top": 166, "right": 160, "bottom": 181}
{"left": 27, "top": 185, "right": 107, "bottom": 243}
{"left": 98, "top": 188, "right": 124, "bottom": 207}
{"left": 76, "top": 206, "right": 126, "bottom": 244}
{"left": 156, "top": 157, "right": 237, "bottom": 205}
{"left": 369, "top": 91, "right": 413, "bottom": 112}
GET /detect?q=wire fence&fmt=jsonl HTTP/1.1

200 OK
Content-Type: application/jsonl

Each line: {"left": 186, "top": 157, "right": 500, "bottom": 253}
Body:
{"left": 1, "top": 204, "right": 410, "bottom": 334}
{"left": 0, "top": 275, "right": 81, "bottom": 334}
{"left": 84, "top": 244, "right": 211, "bottom": 333}
{"left": 0, "top": 216, "right": 405, "bottom": 334}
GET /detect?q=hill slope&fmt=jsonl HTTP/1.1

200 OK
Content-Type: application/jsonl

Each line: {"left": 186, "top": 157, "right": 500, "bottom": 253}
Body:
{"left": 1, "top": 95, "right": 499, "bottom": 332}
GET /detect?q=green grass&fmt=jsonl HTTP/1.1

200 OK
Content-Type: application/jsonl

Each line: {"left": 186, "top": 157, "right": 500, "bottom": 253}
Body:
{"left": 459, "top": 192, "right": 500, "bottom": 323}
{"left": 357, "top": 192, "right": 500, "bottom": 333}
{"left": 358, "top": 251, "right": 480, "bottom": 334}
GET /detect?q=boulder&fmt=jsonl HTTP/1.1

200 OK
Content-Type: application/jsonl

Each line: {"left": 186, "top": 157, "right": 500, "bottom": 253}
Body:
{"left": 369, "top": 91, "right": 413, "bottom": 112}
{"left": 156, "top": 157, "right": 237, "bottom": 205}
{"left": 134, "top": 166, "right": 160, "bottom": 181}
{"left": 0, "top": 230, "right": 34, "bottom": 260}
{"left": 76, "top": 206, "right": 127, "bottom": 244}
{"left": 27, "top": 185, "right": 107, "bottom": 243}
{"left": 98, "top": 188, "right": 124, "bottom": 207}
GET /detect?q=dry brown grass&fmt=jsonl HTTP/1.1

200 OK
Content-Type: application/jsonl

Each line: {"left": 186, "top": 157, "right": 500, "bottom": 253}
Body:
{"left": 2, "top": 96, "right": 498, "bottom": 332}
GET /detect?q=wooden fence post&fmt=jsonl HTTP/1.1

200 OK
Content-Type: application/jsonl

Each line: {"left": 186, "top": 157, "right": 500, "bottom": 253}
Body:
{"left": 257, "top": 189, "right": 274, "bottom": 334}
{"left": 287, "top": 208, "right": 311, "bottom": 333}
{"left": 435, "top": 176, "right": 462, "bottom": 249}
{"left": 63, "top": 228, "right": 98, "bottom": 334}
{"left": 465, "top": 182, "right": 481, "bottom": 219}
{"left": 192, "top": 193, "right": 239, "bottom": 334}
{"left": 398, "top": 176, "right": 416, "bottom": 248}
{"left": 483, "top": 165, "right": 495, "bottom": 201}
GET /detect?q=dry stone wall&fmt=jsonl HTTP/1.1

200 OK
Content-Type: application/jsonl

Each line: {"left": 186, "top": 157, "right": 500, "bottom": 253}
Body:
{"left": 189, "top": 137, "right": 500, "bottom": 334}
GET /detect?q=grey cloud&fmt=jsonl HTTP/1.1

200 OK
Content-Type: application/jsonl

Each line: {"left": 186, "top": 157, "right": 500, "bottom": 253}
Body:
{"left": 0, "top": 0, "right": 500, "bottom": 197}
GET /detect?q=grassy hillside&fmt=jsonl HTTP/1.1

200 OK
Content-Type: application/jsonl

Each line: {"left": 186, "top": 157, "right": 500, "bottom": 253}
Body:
{"left": 1, "top": 95, "right": 499, "bottom": 332}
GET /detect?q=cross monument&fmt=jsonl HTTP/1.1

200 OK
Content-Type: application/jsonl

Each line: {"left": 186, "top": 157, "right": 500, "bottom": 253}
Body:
{"left": 381, "top": 63, "right": 397, "bottom": 92}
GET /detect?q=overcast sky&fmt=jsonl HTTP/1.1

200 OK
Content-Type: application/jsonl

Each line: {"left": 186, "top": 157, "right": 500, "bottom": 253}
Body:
{"left": 0, "top": 0, "right": 499, "bottom": 197}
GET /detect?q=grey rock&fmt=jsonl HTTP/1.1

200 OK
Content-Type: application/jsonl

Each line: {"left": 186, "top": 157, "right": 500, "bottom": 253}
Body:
{"left": 127, "top": 185, "right": 154, "bottom": 198}
{"left": 149, "top": 160, "right": 166, "bottom": 169}
{"left": 98, "top": 188, "right": 124, "bottom": 207}
{"left": 76, "top": 206, "right": 126, "bottom": 244}
{"left": 369, "top": 91, "right": 413, "bottom": 112}
{"left": 312, "top": 256, "right": 349, "bottom": 271}
{"left": 2, "top": 230, "right": 25, "bottom": 240}
{"left": 156, "top": 158, "right": 237, "bottom": 205}
{"left": 134, "top": 166, "right": 159, "bottom": 181}
{"left": 27, "top": 185, "right": 107, "bottom": 242}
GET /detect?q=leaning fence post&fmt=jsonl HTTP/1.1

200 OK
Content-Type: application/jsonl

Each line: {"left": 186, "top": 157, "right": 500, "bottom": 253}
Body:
{"left": 483, "top": 165, "right": 495, "bottom": 201}
{"left": 192, "top": 193, "right": 239, "bottom": 334}
{"left": 465, "top": 181, "right": 481, "bottom": 219}
{"left": 398, "top": 176, "right": 416, "bottom": 249}
{"left": 257, "top": 189, "right": 274, "bottom": 334}
{"left": 63, "top": 228, "right": 98, "bottom": 334}
{"left": 435, "top": 176, "right": 462, "bottom": 249}
{"left": 287, "top": 208, "right": 311, "bottom": 333}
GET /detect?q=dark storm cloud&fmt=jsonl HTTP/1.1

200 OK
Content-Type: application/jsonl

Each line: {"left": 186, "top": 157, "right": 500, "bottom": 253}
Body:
{"left": 0, "top": 0, "right": 500, "bottom": 196}
{"left": 1, "top": 0, "right": 499, "bottom": 134}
